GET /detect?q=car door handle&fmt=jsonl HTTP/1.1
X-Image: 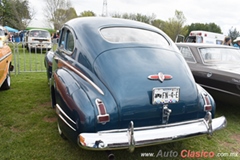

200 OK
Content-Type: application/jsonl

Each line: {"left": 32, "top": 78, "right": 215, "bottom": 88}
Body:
{"left": 200, "top": 72, "right": 212, "bottom": 78}
{"left": 206, "top": 72, "right": 212, "bottom": 78}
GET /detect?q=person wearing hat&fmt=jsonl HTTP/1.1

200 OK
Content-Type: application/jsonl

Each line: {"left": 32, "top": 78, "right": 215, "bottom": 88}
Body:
{"left": 233, "top": 37, "right": 240, "bottom": 48}
{"left": 223, "top": 36, "right": 232, "bottom": 46}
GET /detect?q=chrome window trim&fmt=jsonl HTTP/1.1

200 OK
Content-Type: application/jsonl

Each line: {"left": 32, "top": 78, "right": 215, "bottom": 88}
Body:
{"left": 200, "top": 84, "right": 240, "bottom": 97}
{"left": 0, "top": 52, "right": 12, "bottom": 62}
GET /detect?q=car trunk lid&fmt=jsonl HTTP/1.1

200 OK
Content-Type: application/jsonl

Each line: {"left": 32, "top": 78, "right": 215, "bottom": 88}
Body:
{"left": 94, "top": 47, "right": 200, "bottom": 128}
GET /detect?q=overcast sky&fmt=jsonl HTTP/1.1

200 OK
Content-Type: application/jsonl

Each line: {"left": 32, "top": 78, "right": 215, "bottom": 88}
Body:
{"left": 28, "top": 0, "right": 240, "bottom": 35}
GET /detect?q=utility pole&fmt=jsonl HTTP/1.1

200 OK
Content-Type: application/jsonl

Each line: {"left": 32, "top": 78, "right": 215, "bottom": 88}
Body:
{"left": 102, "top": 0, "right": 108, "bottom": 17}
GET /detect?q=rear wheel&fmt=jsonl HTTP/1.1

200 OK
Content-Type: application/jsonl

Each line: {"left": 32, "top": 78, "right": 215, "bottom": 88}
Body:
{"left": 1, "top": 71, "right": 10, "bottom": 90}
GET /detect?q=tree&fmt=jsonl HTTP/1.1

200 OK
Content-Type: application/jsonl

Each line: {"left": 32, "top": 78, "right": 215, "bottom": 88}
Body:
{"left": 53, "top": 7, "right": 77, "bottom": 29}
{"left": 163, "top": 10, "right": 188, "bottom": 41}
{"left": 79, "top": 11, "right": 96, "bottom": 17}
{"left": 43, "top": 0, "right": 77, "bottom": 29}
{"left": 228, "top": 27, "right": 240, "bottom": 43}
{"left": 151, "top": 19, "right": 165, "bottom": 30}
{"left": 112, "top": 12, "right": 155, "bottom": 24}
{"left": 110, "top": 12, "right": 121, "bottom": 18}
{"left": 0, "top": 0, "right": 33, "bottom": 30}
{"left": 186, "top": 23, "right": 222, "bottom": 37}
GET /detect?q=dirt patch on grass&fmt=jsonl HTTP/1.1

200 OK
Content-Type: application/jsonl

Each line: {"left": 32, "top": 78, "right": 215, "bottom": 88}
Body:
{"left": 40, "top": 101, "right": 52, "bottom": 108}
{"left": 231, "top": 134, "right": 240, "bottom": 152}
{"left": 10, "top": 126, "right": 22, "bottom": 133}
{"left": 43, "top": 116, "right": 57, "bottom": 123}
{"left": 222, "top": 134, "right": 240, "bottom": 153}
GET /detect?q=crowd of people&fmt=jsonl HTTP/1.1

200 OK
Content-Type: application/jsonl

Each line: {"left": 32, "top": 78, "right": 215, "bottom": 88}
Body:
{"left": 223, "top": 36, "right": 240, "bottom": 48}
{"left": 51, "top": 31, "right": 60, "bottom": 43}
{"left": 6, "top": 30, "right": 60, "bottom": 43}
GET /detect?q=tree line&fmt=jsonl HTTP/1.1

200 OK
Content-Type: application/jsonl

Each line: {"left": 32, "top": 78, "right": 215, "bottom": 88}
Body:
{"left": 0, "top": 0, "right": 32, "bottom": 30}
{"left": 1, "top": 0, "right": 239, "bottom": 41}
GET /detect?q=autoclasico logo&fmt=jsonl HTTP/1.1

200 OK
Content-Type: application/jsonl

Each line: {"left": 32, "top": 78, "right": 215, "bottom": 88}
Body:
{"left": 141, "top": 150, "right": 238, "bottom": 158}
{"left": 180, "top": 150, "right": 215, "bottom": 158}
{"left": 155, "top": 150, "right": 215, "bottom": 158}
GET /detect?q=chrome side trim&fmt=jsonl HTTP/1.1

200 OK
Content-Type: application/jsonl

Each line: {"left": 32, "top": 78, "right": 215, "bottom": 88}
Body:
{"left": 56, "top": 104, "right": 76, "bottom": 131}
{"left": 54, "top": 56, "right": 104, "bottom": 95}
{"left": 79, "top": 116, "right": 227, "bottom": 150}
{"left": 0, "top": 52, "right": 12, "bottom": 62}
{"left": 200, "top": 84, "right": 240, "bottom": 97}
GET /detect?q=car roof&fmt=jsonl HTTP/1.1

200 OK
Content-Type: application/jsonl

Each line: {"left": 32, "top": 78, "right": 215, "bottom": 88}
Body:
{"left": 63, "top": 17, "right": 178, "bottom": 58}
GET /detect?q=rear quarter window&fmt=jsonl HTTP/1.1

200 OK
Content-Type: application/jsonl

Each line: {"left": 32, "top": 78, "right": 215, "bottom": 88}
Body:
{"left": 179, "top": 46, "right": 196, "bottom": 63}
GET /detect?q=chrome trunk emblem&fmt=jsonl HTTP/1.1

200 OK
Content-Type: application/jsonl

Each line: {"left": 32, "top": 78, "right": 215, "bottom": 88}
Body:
{"left": 148, "top": 72, "right": 172, "bottom": 83}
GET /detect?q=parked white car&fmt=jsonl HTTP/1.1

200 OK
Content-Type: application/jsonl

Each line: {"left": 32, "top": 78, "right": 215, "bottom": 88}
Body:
{"left": 23, "top": 29, "right": 52, "bottom": 52}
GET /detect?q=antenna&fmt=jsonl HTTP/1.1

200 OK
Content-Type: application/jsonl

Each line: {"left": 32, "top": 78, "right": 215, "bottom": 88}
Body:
{"left": 102, "top": 0, "right": 108, "bottom": 17}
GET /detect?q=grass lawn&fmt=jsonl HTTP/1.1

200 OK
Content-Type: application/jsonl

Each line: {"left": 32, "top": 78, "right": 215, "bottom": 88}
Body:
{"left": 0, "top": 72, "right": 239, "bottom": 160}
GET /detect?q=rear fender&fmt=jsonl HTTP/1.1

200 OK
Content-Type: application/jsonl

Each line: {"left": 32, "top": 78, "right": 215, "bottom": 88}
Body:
{"left": 68, "top": 68, "right": 120, "bottom": 132}
{"left": 53, "top": 69, "right": 95, "bottom": 123}
{"left": 52, "top": 67, "right": 118, "bottom": 142}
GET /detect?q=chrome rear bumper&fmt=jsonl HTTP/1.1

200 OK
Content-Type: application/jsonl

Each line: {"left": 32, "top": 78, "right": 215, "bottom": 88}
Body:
{"left": 78, "top": 115, "right": 226, "bottom": 151}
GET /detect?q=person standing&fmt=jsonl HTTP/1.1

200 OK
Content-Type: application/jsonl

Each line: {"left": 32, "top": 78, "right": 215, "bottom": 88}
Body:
{"left": 233, "top": 37, "right": 240, "bottom": 48}
{"left": 223, "top": 36, "right": 232, "bottom": 46}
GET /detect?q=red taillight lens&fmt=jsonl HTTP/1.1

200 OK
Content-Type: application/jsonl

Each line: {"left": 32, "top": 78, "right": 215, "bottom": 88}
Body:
{"left": 95, "top": 99, "right": 110, "bottom": 124}
{"left": 98, "top": 115, "right": 110, "bottom": 122}
{"left": 204, "top": 105, "right": 212, "bottom": 111}
{"left": 202, "top": 93, "right": 212, "bottom": 111}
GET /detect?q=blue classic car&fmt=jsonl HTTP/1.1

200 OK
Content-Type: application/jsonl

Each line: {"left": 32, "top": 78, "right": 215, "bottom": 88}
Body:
{"left": 44, "top": 17, "right": 226, "bottom": 155}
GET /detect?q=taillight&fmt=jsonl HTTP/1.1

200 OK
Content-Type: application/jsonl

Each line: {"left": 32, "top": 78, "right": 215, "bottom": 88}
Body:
{"left": 202, "top": 93, "right": 212, "bottom": 111}
{"left": 204, "top": 105, "right": 212, "bottom": 111}
{"left": 95, "top": 99, "right": 110, "bottom": 124}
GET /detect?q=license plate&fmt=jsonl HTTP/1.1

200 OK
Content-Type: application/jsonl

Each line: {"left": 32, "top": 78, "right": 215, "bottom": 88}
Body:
{"left": 152, "top": 87, "right": 180, "bottom": 105}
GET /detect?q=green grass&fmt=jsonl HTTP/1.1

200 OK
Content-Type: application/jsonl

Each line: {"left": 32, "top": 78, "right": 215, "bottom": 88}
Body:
{"left": 0, "top": 73, "right": 239, "bottom": 160}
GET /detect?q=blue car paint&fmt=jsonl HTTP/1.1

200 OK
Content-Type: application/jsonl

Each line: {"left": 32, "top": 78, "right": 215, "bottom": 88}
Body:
{"left": 45, "top": 17, "right": 218, "bottom": 146}
{"left": 93, "top": 47, "right": 210, "bottom": 128}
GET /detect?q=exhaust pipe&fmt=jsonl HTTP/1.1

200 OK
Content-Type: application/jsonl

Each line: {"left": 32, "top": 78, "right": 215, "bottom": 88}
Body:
{"left": 106, "top": 150, "right": 115, "bottom": 160}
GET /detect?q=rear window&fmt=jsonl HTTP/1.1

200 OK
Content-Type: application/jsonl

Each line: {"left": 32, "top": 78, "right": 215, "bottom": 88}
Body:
{"left": 100, "top": 27, "right": 169, "bottom": 46}
{"left": 186, "top": 36, "right": 203, "bottom": 43}
{"left": 199, "top": 47, "right": 240, "bottom": 63}
{"left": 29, "top": 30, "right": 50, "bottom": 38}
